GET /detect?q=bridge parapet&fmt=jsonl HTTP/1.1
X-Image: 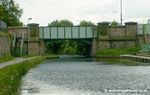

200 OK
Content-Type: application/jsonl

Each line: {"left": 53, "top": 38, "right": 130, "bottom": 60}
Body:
{"left": 39, "top": 26, "right": 97, "bottom": 40}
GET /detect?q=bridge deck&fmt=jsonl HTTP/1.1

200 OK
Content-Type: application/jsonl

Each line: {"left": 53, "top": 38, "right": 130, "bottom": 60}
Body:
{"left": 39, "top": 26, "right": 97, "bottom": 39}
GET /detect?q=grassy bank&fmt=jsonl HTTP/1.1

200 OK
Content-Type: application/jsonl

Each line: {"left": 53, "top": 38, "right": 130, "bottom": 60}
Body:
{"left": 0, "top": 56, "right": 51, "bottom": 95}
{"left": 95, "top": 47, "right": 140, "bottom": 57}
{"left": 0, "top": 56, "right": 14, "bottom": 63}
{"left": 94, "top": 47, "right": 144, "bottom": 66}
{"left": 96, "top": 58, "right": 145, "bottom": 66}
{"left": 44, "top": 54, "right": 59, "bottom": 59}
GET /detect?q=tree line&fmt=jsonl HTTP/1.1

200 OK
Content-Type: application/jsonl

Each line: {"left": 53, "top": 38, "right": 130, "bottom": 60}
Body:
{"left": 0, "top": 0, "right": 22, "bottom": 26}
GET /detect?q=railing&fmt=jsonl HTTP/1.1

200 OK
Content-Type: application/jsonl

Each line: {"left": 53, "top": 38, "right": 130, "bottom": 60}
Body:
{"left": 0, "top": 21, "right": 7, "bottom": 32}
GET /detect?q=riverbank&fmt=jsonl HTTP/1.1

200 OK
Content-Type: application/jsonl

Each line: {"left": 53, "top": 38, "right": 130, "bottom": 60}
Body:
{"left": 0, "top": 56, "right": 14, "bottom": 63}
{"left": 95, "top": 58, "right": 149, "bottom": 66}
{"left": 94, "top": 47, "right": 140, "bottom": 57}
{"left": 93, "top": 47, "right": 148, "bottom": 66}
{"left": 0, "top": 55, "right": 58, "bottom": 95}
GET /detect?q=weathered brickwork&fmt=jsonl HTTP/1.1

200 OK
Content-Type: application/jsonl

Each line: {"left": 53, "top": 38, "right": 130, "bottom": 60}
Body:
{"left": 0, "top": 33, "right": 11, "bottom": 57}
{"left": 8, "top": 22, "right": 139, "bottom": 56}
{"left": 8, "top": 24, "right": 45, "bottom": 56}
{"left": 91, "top": 22, "right": 138, "bottom": 56}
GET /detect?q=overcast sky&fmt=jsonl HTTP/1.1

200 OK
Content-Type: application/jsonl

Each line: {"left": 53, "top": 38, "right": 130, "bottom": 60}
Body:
{"left": 14, "top": 0, "right": 150, "bottom": 26}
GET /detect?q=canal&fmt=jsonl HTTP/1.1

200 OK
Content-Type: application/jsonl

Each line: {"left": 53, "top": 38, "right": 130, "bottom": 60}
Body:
{"left": 20, "top": 55, "right": 150, "bottom": 95}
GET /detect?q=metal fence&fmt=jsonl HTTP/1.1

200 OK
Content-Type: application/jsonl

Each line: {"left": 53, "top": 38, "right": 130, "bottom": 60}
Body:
{"left": 0, "top": 21, "right": 7, "bottom": 32}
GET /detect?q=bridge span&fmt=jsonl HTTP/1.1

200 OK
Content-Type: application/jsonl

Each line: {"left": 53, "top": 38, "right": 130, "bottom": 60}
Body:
{"left": 39, "top": 26, "right": 97, "bottom": 40}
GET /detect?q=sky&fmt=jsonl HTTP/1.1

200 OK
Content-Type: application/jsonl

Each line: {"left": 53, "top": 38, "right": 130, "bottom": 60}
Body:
{"left": 14, "top": 0, "right": 150, "bottom": 26}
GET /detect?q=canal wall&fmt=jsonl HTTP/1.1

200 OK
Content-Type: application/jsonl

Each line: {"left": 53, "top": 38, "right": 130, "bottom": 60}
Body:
{"left": 92, "top": 22, "right": 138, "bottom": 55}
{"left": 8, "top": 24, "right": 44, "bottom": 56}
{"left": 8, "top": 27, "right": 28, "bottom": 56}
{"left": 0, "top": 32, "right": 11, "bottom": 57}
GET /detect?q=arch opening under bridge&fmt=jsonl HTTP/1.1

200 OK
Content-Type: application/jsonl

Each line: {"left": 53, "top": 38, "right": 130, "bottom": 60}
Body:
{"left": 39, "top": 26, "right": 97, "bottom": 56}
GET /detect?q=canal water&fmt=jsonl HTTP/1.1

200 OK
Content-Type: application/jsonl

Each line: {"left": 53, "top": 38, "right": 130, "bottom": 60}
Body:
{"left": 20, "top": 55, "right": 150, "bottom": 95}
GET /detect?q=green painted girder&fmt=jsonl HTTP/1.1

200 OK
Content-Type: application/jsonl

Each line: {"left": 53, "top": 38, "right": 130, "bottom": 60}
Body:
{"left": 39, "top": 26, "right": 97, "bottom": 39}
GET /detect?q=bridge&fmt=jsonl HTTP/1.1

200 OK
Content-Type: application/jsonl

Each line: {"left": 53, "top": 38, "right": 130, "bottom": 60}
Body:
{"left": 39, "top": 26, "right": 97, "bottom": 39}
{"left": 7, "top": 22, "right": 139, "bottom": 56}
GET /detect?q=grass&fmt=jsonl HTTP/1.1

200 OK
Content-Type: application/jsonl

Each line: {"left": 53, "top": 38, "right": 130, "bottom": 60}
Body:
{"left": 0, "top": 55, "right": 58, "bottom": 95}
{"left": 94, "top": 47, "right": 144, "bottom": 66}
{"left": 95, "top": 47, "right": 140, "bottom": 57}
{"left": 0, "top": 56, "right": 44, "bottom": 95}
{"left": 44, "top": 54, "right": 59, "bottom": 59}
{"left": 21, "top": 55, "right": 35, "bottom": 58}
{"left": 95, "top": 58, "right": 147, "bottom": 66}
{"left": 0, "top": 56, "right": 14, "bottom": 63}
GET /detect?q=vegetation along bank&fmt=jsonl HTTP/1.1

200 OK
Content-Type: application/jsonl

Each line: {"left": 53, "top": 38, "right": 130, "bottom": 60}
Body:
{"left": 0, "top": 55, "right": 58, "bottom": 95}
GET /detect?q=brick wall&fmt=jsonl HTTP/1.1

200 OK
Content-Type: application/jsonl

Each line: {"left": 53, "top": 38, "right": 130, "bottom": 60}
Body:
{"left": 0, "top": 32, "right": 11, "bottom": 57}
{"left": 95, "top": 22, "right": 137, "bottom": 52}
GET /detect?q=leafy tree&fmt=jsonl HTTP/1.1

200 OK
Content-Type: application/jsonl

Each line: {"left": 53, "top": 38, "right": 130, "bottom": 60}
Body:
{"left": 59, "top": 20, "right": 73, "bottom": 26}
{"left": 0, "top": 0, "right": 23, "bottom": 26}
{"left": 48, "top": 19, "right": 73, "bottom": 26}
{"left": 45, "top": 40, "right": 63, "bottom": 54}
{"left": 79, "top": 20, "right": 95, "bottom": 26}
{"left": 110, "top": 20, "right": 118, "bottom": 26}
{"left": 48, "top": 20, "right": 60, "bottom": 26}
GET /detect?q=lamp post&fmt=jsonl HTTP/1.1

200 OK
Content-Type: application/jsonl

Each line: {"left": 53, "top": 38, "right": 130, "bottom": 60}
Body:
{"left": 27, "top": 18, "right": 32, "bottom": 55}
{"left": 120, "top": 0, "right": 123, "bottom": 25}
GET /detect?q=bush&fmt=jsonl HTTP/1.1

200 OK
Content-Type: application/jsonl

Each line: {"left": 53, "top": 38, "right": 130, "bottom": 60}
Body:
{"left": 95, "top": 47, "right": 140, "bottom": 57}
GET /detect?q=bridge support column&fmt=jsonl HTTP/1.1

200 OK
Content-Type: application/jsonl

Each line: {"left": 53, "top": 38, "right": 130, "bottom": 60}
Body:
{"left": 28, "top": 23, "right": 41, "bottom": 56}
{"left": 125, "top": 22, "right": 138, "bottom": 47}
{"left": 91, "top": 22, "right": 110, "bottom": 56}
{"left": 91, "top": 38, "right": 98, "bottom": 56}
{"left": 39, "top": 41, "right": 45, "bottom": 55}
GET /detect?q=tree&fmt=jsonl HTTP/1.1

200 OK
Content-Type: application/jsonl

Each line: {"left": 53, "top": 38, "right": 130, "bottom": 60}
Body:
{"left": 59, "top": 20, "right": 73, "bottom": 26}
{"left": 48, "top": 20, "right": 60, "bottom": 26}
{"left": 0, "top": 0, "right": 23, "bottom": 26}
{"left": 110, "top": 20, "right": 118, "bottom": 26}
{"left": 79, "top": 20, "right": 95, "bottom": 26}
{"left": 48, "top": 19, "right": 73, "bottom": 26}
